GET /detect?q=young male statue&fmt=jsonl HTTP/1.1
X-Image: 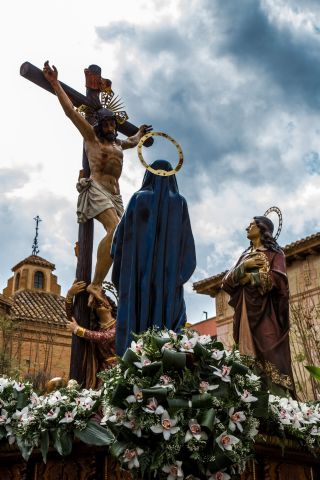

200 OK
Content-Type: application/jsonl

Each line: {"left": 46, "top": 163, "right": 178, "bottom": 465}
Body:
{"left": 222, "top": 216, "right": 295, "bottom": 394}
{"left": 42, "top": 61, "right": 152, "bottom": 304}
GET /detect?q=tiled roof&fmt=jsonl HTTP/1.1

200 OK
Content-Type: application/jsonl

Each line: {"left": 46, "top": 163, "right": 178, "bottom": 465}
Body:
{"left": 0, "top": 293, "right": 13, "bottom": 307}
{"left": 12, "top": 255, "right": 55, "bottom": 272}
{"left": 283, "top": 232, "right": 320, "bottom": 255}
{"left": 12, "top": 290, "right": 67, "bottom": 326}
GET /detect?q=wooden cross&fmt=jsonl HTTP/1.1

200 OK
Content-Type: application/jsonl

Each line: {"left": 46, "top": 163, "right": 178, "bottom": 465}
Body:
{"left": 20, "top": 62, "right": 152, "bottom": 385}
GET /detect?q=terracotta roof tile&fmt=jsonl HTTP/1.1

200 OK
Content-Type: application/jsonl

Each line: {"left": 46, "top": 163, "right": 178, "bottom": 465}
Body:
{"left": 11, "top": 290, "right": 67, "bottom": 325}
{"left": 12, "top": 255, "right": 55, "bottom": 272}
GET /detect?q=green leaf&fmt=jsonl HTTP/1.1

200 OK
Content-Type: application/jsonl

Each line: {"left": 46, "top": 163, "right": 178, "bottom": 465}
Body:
{"left": 142, "top": 387, "right": 168, "bottom": 403}
{"left": 200, "top": 408, "right": 215, "bottom": 432}
{"left": 194, "top": 342, "right": 211, "bottom": 358}
{"left": 122, "top": 348, "right": 139, "bottom": 364}
{"left": 0, "top": 427, "right": 6, "bottom": 440}
{"left": 112, "top": 383, "right": 131, "bottom": 407}
{"left": 109, "top": 440, "right": 127, "bottom": 458}
{"left": 16, "top": 390, "right": 29, "bottom": 410}
{"left": 191, "top": 393, "right": 213, "bottom": 408}
{"left": 142, "top": 361, "right": 162, "bottom": 377}
{"left": 162, "top": 349, "right": 186, "bottom": 370}
{"left": 305, "top": 366, "right": 320, "bottom": 382}
{"left": 230, "top": 361, "right": 249, "bottom": 376}
{"left": 253, "top": 392, "right": 269, "bottom": 418}
{"left": 75, "top": 419, "right": 114, "bottom": 446}
{"left": 51, "top": 429, "right": 73, "bottom": 456}
{"left": 16, "top": 436, "right": 34, "bottom": 462}
{"left": 40, "top": 430, "right": 49, "bottom": 463}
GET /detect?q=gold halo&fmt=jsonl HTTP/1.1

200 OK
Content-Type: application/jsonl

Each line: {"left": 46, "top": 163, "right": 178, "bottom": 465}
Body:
{"left": 137, "top": 131, "right": 184, "bottom": 176}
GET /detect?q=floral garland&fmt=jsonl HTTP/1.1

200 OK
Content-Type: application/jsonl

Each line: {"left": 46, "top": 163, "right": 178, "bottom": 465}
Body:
{"left": 1, "top": 328, "right": 320, "bottom": 478}
{"left": 99, "top": 328, "right": 263, "bottom": 479}
{"left": 0, "top": 377, "right": 112, "bottom": 461}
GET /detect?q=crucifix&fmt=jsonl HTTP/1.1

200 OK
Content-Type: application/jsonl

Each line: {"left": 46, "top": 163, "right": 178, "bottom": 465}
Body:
{"left": 20, "top": 61, "right": 152, "bottom": 385}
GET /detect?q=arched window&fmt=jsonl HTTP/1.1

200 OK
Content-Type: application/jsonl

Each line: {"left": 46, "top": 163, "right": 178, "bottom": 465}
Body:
{"left": 34, "top": 271, "right": 44, "bottom": 289}
{"left": 15, "top": 272, "right": 20, "bottom": 291}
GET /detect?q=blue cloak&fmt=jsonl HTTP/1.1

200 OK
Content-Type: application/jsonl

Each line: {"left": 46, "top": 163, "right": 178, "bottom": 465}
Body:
{"left": 111, "top": 160, "right": 196, "bottom": 355}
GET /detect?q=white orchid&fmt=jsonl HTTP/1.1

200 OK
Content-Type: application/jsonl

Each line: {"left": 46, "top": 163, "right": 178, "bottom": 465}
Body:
{"left": 126, "top": 385, "right": 143, "bottom": 404}
{"left": 239, "top": 389, "right": 258, "bottom": 403}
{"left": 179, "top": 334, "right": 197, "bottom": 352}
{"left": 45, "top": 407, "right": 60, "bottom": 421}
{"left": 102, "top": 407, "right": 126, "bottom": 425}
{"left": 123, "top": 447, "right": 144, "bottom": 469}
{"left": 185, "top": 419, "right": 208, "bottom": 442}
{"left": 142, "top": 397, "right": 165, "bottom": 414}
{"left": 211, "top": 349, "right": 224, "bottom": 361}
{"left": 193, "top": 333, "right": 212, "bottom": 345}
{"left": 154, "top": 375, "right": 175, "bottom": 390}
{"left": 59, "top": 408, "right": 77, "bottom": 424}
{"left": 133, "top": 355, "right": 152, "bottom": 369}
{"left": 0, "top": 377, "right": 10, "bottom": 393}
{"left": 216, "top": 431, "right": 240, "bottom": 451}
{"left": 150, "top": 410, "right": 180, "bottom": 440}
{"left": 199, "top": 381, "right": 219, "bottom": 394}
{"left": 162, "top": 460, "right": 184, "bottom": 480}
{"left": 228, "top": 408, "right": 246, "bottom": 432}
{"left": 212, "top": 365, "right": 231, "bottom": 382}
{"left": 75, "top": 396, "right": 95, "bottom": 410}
{"left": 13, "top": 381, "right": 25, "bottom": 392}
{"left": 0, "top": 409, "right": 9, "bottom": 425}
{"left": 123, "top": 416, "right": 142, "bottom": 437}
{"left": 130, "top": 340, "right": 144, "bottom": 355}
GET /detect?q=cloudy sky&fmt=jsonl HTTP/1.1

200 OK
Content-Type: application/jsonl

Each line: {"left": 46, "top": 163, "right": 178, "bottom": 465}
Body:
{"left": 1, "top": 0, "right": 320, "bottom": 322}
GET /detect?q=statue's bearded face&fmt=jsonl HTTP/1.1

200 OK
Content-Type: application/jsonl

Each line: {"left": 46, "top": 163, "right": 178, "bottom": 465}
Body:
{"left": 246, "top": 219, "right": 260, "bottom": 240}
{"left": 101, "top": 118, "right": 116, "bottom": 135}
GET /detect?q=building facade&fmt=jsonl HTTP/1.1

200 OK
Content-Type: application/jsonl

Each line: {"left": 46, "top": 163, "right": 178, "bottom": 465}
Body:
{"left": 1, "top": 255, "right": 71, "bottom": 386}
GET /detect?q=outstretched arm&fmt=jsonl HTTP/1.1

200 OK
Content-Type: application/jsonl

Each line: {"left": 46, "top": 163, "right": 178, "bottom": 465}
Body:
{"left": 43, "top": 61, "right": 95, "bottom": 142}
{"left": 120, "top": 124, "right": 152, "bottom": 150}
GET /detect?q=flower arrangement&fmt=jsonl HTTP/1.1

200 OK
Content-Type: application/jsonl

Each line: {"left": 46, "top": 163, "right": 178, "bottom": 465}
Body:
{"left": 99, "top": 328, "right": 264, "bottom": 479}
{"left": 1, "top": 328, "right": 320, "bottom": 477}
{"left": 268, "top": 394, "right": 320, "bottom": 451}
{"left": 0, "top": 377, "right": 112, "bottom": 461}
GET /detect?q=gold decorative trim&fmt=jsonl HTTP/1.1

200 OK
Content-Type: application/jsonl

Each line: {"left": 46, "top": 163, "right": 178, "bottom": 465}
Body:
{"left": 75, "top": 326, "right": 86, "bottom": 338}
{"left": 137, "top": 131, "right": 184, "bottom": 176}
{"left": 256, "top": 360, "right": 293, "bottom": 389}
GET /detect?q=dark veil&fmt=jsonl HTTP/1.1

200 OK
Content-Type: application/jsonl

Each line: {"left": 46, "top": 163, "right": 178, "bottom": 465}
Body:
{"left": 111, "top": 160, "right": 196, "bottom": 355}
